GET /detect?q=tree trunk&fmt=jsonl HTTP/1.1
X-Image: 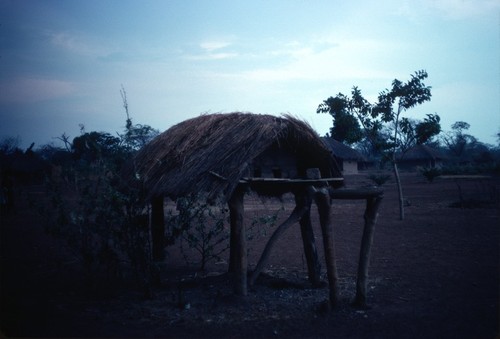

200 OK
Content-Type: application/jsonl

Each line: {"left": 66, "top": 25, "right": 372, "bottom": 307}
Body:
{"left": 392, "top": 160, "right": 405, "bottom": 220}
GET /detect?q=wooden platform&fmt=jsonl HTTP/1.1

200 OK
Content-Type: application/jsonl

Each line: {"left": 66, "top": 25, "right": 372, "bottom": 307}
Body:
{"left": 229, "top": 178, "right": 383, "bottom": 308}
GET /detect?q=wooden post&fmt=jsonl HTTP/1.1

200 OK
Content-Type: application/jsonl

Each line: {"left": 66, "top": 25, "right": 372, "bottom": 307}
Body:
{"left": 353, "top": 195, "right": 383, "bottom": 307}
{"left": 249, "top": 200, "right": 309, "bottom": 286}
{"left": 296, "top": 192, "right": 321, "bottom": 286}
{"left": 151, "top": 196, "right": 165, "bottom": 261}
{"left": 315, "top": 188, "right": 339, "bottom": 306}
{"left": 228, "top": 187, "right": 247, "bottom": 296}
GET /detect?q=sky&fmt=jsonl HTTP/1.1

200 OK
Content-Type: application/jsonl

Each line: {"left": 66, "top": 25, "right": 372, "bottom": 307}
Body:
{"left": 1, "top": 0, "right": 499, "bottom": 150}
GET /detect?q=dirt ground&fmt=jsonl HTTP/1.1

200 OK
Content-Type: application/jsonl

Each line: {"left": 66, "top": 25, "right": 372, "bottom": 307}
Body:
{"left": 1, "top": 172, "right": 499, "bottom": 338}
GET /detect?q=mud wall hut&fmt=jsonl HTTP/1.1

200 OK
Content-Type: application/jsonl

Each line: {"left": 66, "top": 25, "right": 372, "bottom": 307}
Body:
{"left": 397, "top": 144, "right": 447, "bottom": 170}
{"left": 322, "top": 137, "right": 365, "bottom": 174}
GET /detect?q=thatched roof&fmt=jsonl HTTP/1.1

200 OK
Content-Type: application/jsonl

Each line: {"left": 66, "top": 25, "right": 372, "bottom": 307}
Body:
{"left": 130, "top": 112, "right": 343, "bottom": 202}
{"left": 399, "top": 144, "right": 447, "bottom": 161}
{"left": 322, "top": 138, "right": 365, "bottom": 161}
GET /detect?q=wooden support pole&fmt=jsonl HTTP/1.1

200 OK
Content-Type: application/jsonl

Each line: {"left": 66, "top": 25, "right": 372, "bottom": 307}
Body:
{"left": 353, "top": 195, "right": 383, "bottom": 308}
{"left": 296, "top": 193, "right": 321, "bottom": 285}
{"left": 228, "top": 187, "right": 247, "bottom": 296}
{"left": 249, "top": 200, "right": 309, "bottom": 286}
{"left": 151, "top": 196, "right": 165, "bottom": 261}
{"left": 315, "top": 188, "right": 339, "bottom": 307}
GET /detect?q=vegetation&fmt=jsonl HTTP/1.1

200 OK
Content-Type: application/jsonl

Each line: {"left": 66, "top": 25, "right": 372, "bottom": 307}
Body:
{"left": 169, "top": 194, "right": 230, "bottom": 271}
{"left": 318, "top": 70, "right": 435, "bottom": 220}
{"left": 367, "top": 173, "right": 392, "bottom": 186}
{"left": 37, "top": 121, "right": 158, "bottom": 296}
{"left": 1, "top": 82, "right": 499, "bottom": 299}
{"left": 420, "top": 167, "right": 441, "bottom": 183}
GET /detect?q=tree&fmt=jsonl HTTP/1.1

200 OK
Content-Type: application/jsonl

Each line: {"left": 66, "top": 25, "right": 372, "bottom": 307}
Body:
{"left": 0, "top": 136, "right": 21, "bottom": 156}
{"left": 120, "top": 85, "right": 159, "bottom": 151}
{"left": 72, "top": 131, "right": 123, "bottom": 163}
{"left": 442, "top": 121, "right": 477, "bottom": 159}
{"left": 415, "top": 114, "right": 441, "bottom": 145}
{"left": 317, "top": 70, "right": 432, "bottom": 220}
{"left": 317, "top": 94, "right": 363, "bottom": 144}
{"left": 398, "top": 113, "right": 441, "bottom": 153}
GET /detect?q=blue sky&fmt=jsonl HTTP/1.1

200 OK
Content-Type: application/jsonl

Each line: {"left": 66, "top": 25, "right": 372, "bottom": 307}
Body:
{"left": 1, "top": 0, "right": 499, "bottom": 149}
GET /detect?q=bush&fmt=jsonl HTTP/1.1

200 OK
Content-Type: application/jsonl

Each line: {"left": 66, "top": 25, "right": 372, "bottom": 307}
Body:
{"left": 39, "top": 147, "right": 153, "bottom": 296}
{"left": 169, "top": 194, "right": 230, "bottom": 271}
{"left": 420, "top": 167, "right": 441, "bottom": 183}
{"left": 36, "top": 117, "right": 159, "bottom": 296}
{"left": 367, "top": 173, "right": 392, "bottom": 186}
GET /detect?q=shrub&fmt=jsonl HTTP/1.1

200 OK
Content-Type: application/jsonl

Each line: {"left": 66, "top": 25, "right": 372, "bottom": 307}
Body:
{"left": 420, "top": 167, "right": 441, "bottom": 183}
{"left": 367, "top": 173, "right": 391, "bottom": 186}
{"left": 39, "top": 148, "right": 153, "bottom": 296}
{"left": 167, "top": 194, "right": 230, "bottom": 271}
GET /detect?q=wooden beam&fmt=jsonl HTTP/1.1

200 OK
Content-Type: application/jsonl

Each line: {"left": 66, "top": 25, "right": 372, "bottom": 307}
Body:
{"left": 315, "top": 187, "right": 339, "bottom": 307}
{"left": 228, "top": 187, "right": 247, "bottom": 296}
{"left": 296, "top": 190, "right": 321, "bottom": 285}
{"left": 151, "top": 196, "right": 165, "bottom": 261}
{"left": 353, "top": 195, "right": 383, "bottom": 307}
{"left": 248, "top": 190, "right": 311, "bottom": 286}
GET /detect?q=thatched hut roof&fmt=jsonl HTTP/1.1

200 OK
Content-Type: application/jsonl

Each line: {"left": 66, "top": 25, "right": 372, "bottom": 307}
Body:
{"left": 399, "top": 144, "right": 447, "bottom": 161}
{"left": 322, "top": 137, "right": 365, "bottom": 161}
{"left": 130, "top": 112, "right": 343, "bottom": 202}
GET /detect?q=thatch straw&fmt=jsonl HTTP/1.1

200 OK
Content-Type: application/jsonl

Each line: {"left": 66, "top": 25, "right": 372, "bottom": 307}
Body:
{"left": 129, "top": 112, "right": 342, "bottom": 202}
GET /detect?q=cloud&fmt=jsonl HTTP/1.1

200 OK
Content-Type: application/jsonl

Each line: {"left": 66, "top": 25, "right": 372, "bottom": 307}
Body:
{"left": 45, "top": 30, "right": 113, "bottom": 58}
{"left": 49, "top": 31, "right": 91, "bottom": 54}
{"left": 200, "top": 41, "right": 232, "bottom": 52}
{"left": 187, "top": 52, "right": 239, "bottom": 61}
{"left": 431, "top": 0, "right": 500, "bottom": 19}
{"left": 239, "top": 38, "right": 401, "bottom": 83}
{"left": 0, "top": 78, "right": 76, "bottom": 103}
{"left": 184, "top": 39, "right": 239, "bottom": 60}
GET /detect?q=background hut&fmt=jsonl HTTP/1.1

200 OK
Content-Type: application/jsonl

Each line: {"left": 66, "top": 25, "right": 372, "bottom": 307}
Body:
{"left": 322, "top": 137, "right": 366, "bottom": 174}
{"left": 397, "top": 144, "right": 447, "bottom": 170}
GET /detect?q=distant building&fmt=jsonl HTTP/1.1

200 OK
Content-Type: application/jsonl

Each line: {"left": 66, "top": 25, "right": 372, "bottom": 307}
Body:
{"left": 322, "top": 138, "right": 366, "bottom": 174}
{"left": 397, "top": 144, "right": 447, "bottom": 170}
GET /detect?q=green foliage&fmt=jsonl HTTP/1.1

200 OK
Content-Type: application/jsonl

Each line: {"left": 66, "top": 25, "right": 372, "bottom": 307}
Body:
{"left": 441, "top": 121, "right": 478, "bottom": 158}
{"left": 420, "top": 167, "right": 441, "bottom": 183}
{"left": 249, "top": 213, "right": 280, "bottom": 239}
{"left": 317, "top": 70, "right": 434, "bottom": 159}
{"left": 168, "top": 194, "right": 230, "bottom": 271}
{"left": 317, "top": 70, "right": 433, "bottom": 220}
{"left": 398, "top": 114, "right": 441, "bottom": 153}
{"left": 0, "top": 136, "right": 21, "bottom": 155}
{"left": 39, "top": 142, "right": 152, "bottom": 295}
{"left": 317, "top": 94, "right": 363, "bottom": 144}
{"left": 419, "top": 161, "right": 500, "bottom": 182}
{"left": 120, "top": 85, "right": 159, "bottom": 151}
{"left": 34, "top": 89, "right": 161, "bottom": 296}
{"left": 439, "top": 163, "right": 500, "bottom": 176}
{"left": 415, "top": 114, "right": 441, "bottom": 145}
{"left": 367, "top": 173, "right": 391, "bottom": 186}
{"left": 72, "top": 131, "right": 123, "bottom": 164}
